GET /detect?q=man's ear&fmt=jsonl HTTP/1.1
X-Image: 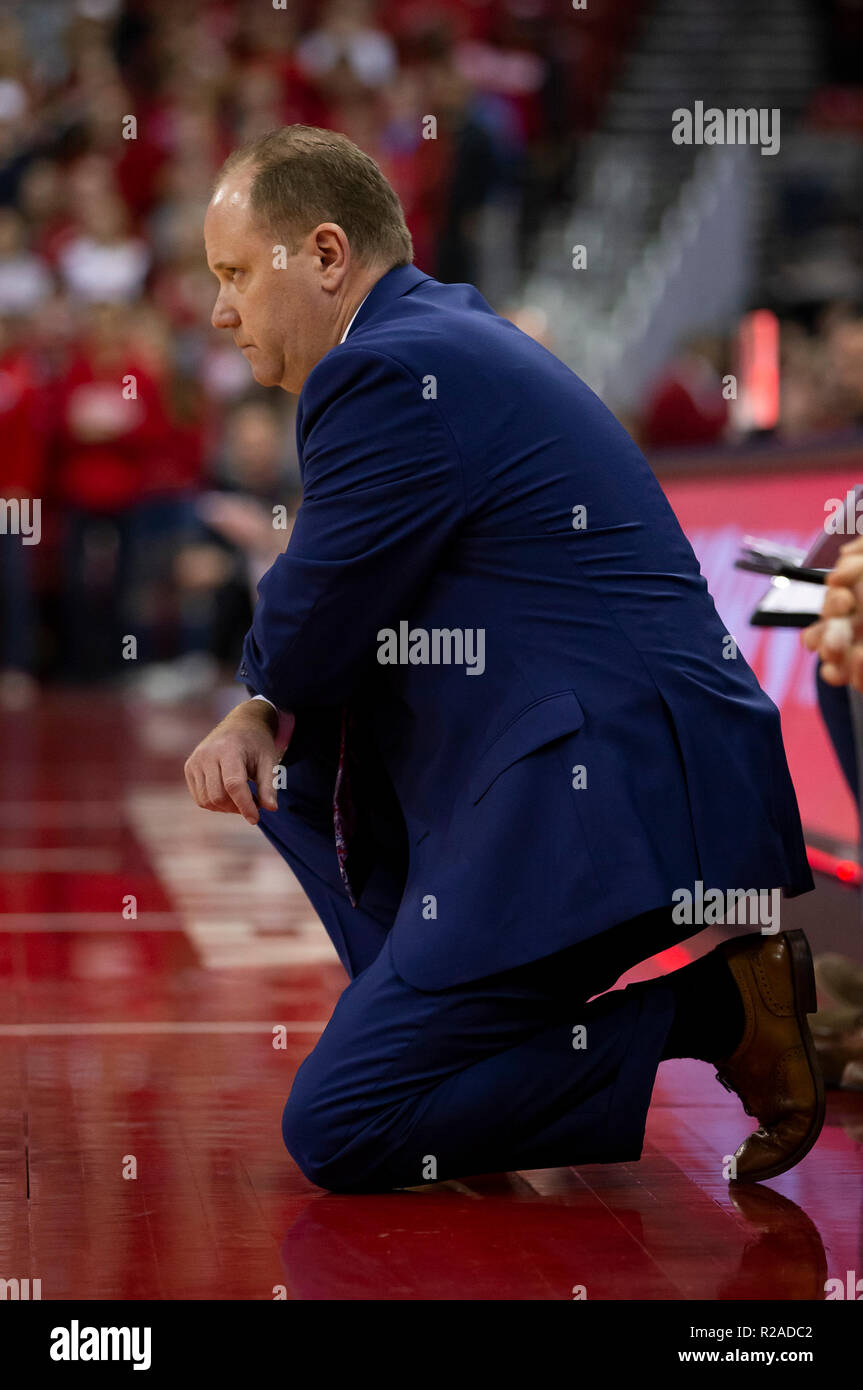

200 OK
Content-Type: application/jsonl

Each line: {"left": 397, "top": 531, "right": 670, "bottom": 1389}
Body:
{"left": 313, "top": 224, "right": 350, "bottom": 285}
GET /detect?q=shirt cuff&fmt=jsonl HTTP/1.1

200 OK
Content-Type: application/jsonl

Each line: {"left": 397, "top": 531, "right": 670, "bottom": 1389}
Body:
{"left": 250, "top": 694, "right": 294, "bottom": 755}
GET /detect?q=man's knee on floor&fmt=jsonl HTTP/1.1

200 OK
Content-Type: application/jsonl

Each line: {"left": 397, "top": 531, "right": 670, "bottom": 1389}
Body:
{"left": 281, "top": 1091, "right": 395, "bottom": 1193}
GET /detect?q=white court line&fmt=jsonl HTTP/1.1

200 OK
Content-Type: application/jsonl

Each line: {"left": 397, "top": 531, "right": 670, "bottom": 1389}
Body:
{"left": 125, "top": 788, "right": 336, "bottom": 970}
{"left": 0, "top": 849, "right": 121, "bottom": 871}
{"left": 0, "top": 1021, "right": 327, "bottom": 1036}
{"left": 0, "top": 802, "right": 124, "bottom": 827}
{"left": 0, "top": 914, "right": 184, "bottom": 931}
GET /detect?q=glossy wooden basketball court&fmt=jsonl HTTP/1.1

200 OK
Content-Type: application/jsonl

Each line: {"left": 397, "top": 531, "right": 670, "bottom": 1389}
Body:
{"left": 1, "top": 692, "right": 861, "bottom": 1300}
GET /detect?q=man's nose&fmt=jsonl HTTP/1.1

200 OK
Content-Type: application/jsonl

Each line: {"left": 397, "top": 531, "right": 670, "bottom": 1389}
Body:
{"left": 211, "top": 295, "right": 240, "bottom": 331}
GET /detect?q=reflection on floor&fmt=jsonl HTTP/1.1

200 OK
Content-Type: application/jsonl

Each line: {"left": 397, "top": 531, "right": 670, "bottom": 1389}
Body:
{"left": 1, "top": 692, "right": 860, "bottom": 1300}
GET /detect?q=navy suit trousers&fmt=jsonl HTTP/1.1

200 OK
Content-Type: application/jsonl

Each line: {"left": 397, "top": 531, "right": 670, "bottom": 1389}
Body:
{"left": 256, "top": 757, "right": 693, "bottom": 1193}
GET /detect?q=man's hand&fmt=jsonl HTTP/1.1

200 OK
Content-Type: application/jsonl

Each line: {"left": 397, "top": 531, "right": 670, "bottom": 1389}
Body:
{"left": 184, "top": 699, "right": 294, "bottom": 826}
{"left": 801, "top": 537, "right": 863, "bottom": 688}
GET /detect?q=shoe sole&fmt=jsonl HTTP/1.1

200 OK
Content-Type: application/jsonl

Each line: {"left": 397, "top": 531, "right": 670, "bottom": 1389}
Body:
{"left": 731, "top": 928, "right": 827, "bottom": 1184}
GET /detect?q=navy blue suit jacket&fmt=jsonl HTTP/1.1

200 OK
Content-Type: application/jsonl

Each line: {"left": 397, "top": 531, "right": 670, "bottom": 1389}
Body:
{"left": 239, "top": 263, "right": 813, "bottom": 989}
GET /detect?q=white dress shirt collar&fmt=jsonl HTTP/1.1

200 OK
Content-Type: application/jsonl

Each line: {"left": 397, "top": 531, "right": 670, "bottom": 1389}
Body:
{"left": 340, "top": 290, "right": 372, "bottom": 344}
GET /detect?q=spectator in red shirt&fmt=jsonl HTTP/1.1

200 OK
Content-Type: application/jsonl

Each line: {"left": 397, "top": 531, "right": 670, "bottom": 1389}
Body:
{"left": 53, "top": 301, "right": 172, "bottom": 680}
{"left": 642, "top": 336, "right": 730, "bottom": 451}
{"left": 0, "top": 315, "right": 46, "bottom": 705}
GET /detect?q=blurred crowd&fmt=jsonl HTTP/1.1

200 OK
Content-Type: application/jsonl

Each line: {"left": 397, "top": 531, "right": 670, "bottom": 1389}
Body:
{"left": 640, "top": 304, "right": 863, "bottom": 452}
{"left": 0, "top": 0, "right": 862, "bottom": 704}
{"left": 0, "top": 0, "right": 623, "bottom": 703}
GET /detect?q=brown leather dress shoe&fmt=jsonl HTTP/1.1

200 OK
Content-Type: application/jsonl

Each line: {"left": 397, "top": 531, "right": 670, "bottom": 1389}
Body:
{"left": 713, "top": 930, "right": 825, "bottom": 1183}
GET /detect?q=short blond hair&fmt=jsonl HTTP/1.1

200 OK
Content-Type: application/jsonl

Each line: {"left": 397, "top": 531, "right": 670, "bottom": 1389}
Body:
{"left": 215, "top": 125, "right": 413, "bottom": 269}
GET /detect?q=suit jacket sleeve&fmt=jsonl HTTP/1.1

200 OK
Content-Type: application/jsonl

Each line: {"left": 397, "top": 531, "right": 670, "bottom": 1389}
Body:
{"left": 238, "top": 346, "right": 467, "bottom": 711}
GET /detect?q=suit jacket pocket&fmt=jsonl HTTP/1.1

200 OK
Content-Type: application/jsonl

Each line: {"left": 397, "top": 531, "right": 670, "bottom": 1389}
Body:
{"left": 469, "top": 690, "right": 585, "bottom": 804}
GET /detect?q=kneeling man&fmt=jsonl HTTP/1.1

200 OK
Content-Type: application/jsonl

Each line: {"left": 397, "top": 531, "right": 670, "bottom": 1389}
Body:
{"left": 185, "top": 126, "right": 822, "bottom": 1193}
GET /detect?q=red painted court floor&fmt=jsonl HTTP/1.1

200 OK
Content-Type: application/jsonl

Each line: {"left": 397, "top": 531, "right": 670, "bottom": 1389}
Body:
{"left": 1, "top": 691, "right": 862, "bottom": 1300}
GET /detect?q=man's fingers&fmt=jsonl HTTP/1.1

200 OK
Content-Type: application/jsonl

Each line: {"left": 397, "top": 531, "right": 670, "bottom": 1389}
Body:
{"left": 820, "top": 584, "right": 856, "bottom": 619}
{"left": 183, "top": 757, "right": 200, "bottom": 800}
{"left": 827, "top": 556, "right": 863, "bottom": 592}
{"left": 801, "top": 620, "right": 824, "bottom": 652}
{"left": 255, "top": 750, "right": 279, "bottom": 812}
{"left": 201, "top": 760, "right": 234, "bottom": 814}
{"left": 819, "top": 661, "right": 848, "bottom": 686}
{"left": 185, "top": 759, "right": 211, "bottom": 811}
{"left": 221, "top": 762, "right": 260, "bottom": 824}
{"left": 821, "top": 616, "right": 854, "bottom": 658}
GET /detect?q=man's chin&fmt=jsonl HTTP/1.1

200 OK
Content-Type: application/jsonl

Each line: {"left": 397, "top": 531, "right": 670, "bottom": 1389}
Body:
{"left": 248, "top": 356, "right": 278, "bottom": 387}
